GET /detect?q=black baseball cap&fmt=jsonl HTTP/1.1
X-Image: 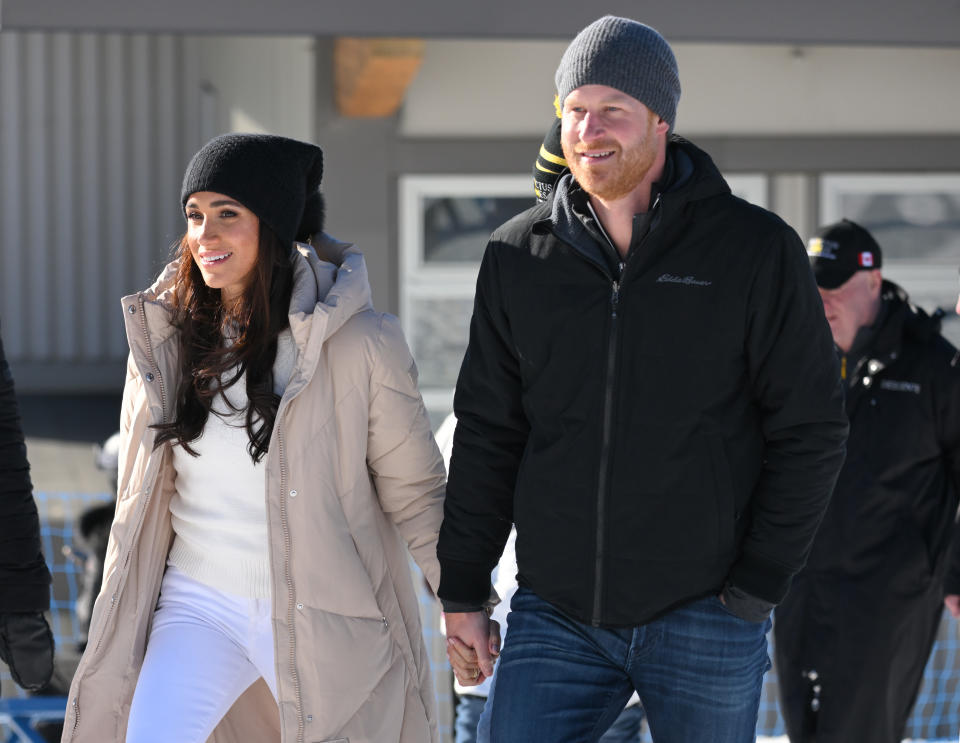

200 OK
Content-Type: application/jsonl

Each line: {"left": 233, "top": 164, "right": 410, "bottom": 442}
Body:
{"left": 807, "top": 219, "right": 883, "bottom": 289}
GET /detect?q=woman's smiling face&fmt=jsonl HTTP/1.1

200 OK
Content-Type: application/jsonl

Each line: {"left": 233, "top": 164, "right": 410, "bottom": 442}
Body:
{"left": 184, "top": 191, "right": 260, "bottom": 303}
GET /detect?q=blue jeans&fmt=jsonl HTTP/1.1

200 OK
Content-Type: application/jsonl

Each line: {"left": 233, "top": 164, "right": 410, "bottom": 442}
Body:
{"left": 477, "top": 587, "right": 771, "bottom": 743}
{"left": 460, "top": 692, "right": 644, "bottom": 743}
{"left": 598, "top": 703, "right": 644, "bottom": 743}
{"left": 455, "top": 694, "right": 488, "bottom": 743}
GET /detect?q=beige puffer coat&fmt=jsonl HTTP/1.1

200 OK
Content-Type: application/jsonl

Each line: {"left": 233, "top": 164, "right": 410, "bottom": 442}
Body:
{"left": 62, "top": 238, "right": 447, "bottom": 743}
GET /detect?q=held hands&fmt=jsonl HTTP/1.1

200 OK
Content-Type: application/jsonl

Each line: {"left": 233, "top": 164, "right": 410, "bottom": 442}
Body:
{"left": 444, "top": 610, "right": 501, "bottom": 687}
{"left": 945, "top": 595, "right": 960, "bottom": 619}
{"left": 0, "top": 612, "right": 55, "bottom": 693}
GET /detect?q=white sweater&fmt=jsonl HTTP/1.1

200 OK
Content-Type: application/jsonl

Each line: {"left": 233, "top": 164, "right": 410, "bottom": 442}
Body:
{"left": 168, "top": 330, "right": 295, "bottom": 598}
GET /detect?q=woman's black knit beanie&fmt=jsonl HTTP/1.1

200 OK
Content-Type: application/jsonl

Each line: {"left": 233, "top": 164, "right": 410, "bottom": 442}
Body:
{"left": 181, "top": 133, "right": 324, "bottom": 248}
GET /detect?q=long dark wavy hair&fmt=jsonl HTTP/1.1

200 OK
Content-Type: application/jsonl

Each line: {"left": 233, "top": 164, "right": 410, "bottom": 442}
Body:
{"left": 152, "top": 224, "right": 294, "bottom": 463}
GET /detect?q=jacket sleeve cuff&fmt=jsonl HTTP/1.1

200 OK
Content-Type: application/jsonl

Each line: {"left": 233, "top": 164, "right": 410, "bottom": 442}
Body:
{"left": 0, "top": 583, "right": 51, "bottom": 613}
{"left": 438, "top": 558, "right": 496, "bottom": 607}
{"left": 726, "top": 551, "right": 794, "bottom": 606}
{"left": 721, "top": 582, "right": 775, "bottom": 623}
{"left": 944, "top": 568, "right": 960, "bottom": 596}
{"left": 441, "top": 600, "right": 486, "bottom": 613}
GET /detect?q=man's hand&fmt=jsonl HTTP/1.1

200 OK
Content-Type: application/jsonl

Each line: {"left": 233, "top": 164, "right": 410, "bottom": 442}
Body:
{"left": 0, "top": 612, "right": 55, "bottom": 692}
{"left": 443, "top": 611, "right": 501, "bottom": 686}
{"left": 945, "top": 595, "right": 960, "bottom": 619}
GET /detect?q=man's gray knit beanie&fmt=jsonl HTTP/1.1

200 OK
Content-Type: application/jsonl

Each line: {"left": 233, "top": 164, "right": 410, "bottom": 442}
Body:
{"left": 555, "top": 15, "right": 681, "bottom": 131}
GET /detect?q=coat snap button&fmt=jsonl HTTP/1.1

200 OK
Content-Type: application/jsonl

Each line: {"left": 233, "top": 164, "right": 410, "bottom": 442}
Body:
{"left": 145, "top": 372, "right": 155, "bottom": 382}
{"left": 862, "top": 376, "right": 871, "bottom": 387}
{"left": 296, "top": 602, "right": 303, "bottom": 610}
{"left": 306, "top": 715, "right": 313, "bottom": 722}
{"left": 290, "top": 489, "right": 298, "bottom": 497}
{"left": 127, "top": 305, "right": 136, "bottom": 314}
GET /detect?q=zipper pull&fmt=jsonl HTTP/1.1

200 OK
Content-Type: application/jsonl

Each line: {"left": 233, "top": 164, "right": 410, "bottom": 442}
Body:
{"left": 611, "top": 281, "right": 620, "bottom": 319}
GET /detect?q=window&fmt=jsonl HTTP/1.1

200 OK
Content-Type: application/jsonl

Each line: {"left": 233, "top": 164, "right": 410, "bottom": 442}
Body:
{"left": 400, "top": 175, "right": 533, "bottom": 427}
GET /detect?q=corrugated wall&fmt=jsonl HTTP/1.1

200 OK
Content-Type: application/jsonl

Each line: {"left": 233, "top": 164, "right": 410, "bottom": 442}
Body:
{"left": 0, "top": 31, "right": 204, "bottom": 391}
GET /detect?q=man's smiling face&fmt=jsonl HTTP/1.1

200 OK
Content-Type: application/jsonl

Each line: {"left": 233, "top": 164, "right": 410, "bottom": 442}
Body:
{"left": 560, "top": 84, "right": 667, "bottom": 202}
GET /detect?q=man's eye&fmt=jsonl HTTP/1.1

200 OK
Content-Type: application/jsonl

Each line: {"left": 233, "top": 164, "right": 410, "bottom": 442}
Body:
{"left": 220, "top": 210, "right": 237, "bottom": 218}
{"left": 186, "top": 212, "right": 202, "bottom": 222}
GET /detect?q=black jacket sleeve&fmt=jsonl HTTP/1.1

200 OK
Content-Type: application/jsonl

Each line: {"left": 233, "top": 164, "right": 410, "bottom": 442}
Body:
{"left": 0, "top": 323, "right": 51, "bottom": 612}
{"left": 437, "top": 241, "right": 527, "bottom": 607}
{"left": 727, "top": 225, "right": 849, "bottom": 605}
{"left": 936, "top": 347, "right": 960, "bottom": 595}
{"left": 945, "top": 522, "right": 960, "bottom": 596}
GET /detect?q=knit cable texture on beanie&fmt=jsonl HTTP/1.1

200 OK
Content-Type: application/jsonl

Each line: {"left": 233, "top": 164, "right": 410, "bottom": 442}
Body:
{"left": 181, "top": 133, "right": 324, "bottom": 247}
{"left": 555, "top": 15, "right": 681, "bottom": 131}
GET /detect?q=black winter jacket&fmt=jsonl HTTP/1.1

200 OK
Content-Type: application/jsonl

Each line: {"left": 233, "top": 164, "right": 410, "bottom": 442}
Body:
{"left": 773, "top": 284, "right": 960, "bottom": 742}
{"left": 437, "top": 139, "right": 849, "bottom": 627}
{"left": 0, "top": 321, "right": 51, "bottom": 612}
{"left": 802, "top": 283, "right": 960, "bottom": 587}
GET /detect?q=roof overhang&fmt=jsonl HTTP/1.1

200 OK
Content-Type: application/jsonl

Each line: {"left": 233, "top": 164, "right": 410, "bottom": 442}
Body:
{"left": 2, "top": 0, "right": 959, "bottom": 46}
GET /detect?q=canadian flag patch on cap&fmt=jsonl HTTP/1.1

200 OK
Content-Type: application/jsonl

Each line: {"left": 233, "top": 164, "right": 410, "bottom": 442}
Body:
{"left": 859, "top": 252, "right": 874, "bottom": 267}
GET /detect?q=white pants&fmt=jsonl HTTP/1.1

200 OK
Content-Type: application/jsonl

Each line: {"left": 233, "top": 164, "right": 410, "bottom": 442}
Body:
{"left": 125, "top": 564, "right": 278, "bottom": 743}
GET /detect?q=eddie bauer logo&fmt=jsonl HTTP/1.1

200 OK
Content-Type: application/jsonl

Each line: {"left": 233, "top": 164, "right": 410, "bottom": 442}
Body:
{"left": 656, "top": 273, "right": 713, "bottom": 287}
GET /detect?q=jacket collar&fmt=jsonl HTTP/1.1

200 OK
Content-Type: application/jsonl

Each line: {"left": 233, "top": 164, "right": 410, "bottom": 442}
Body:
{"left": 845, "top": 280, "right": 942, "bottom": 383}
{"left": 288, "top": 234, "right": 373, "bottom": 349}
{"left": 535, "top": 137, "right": 730, "bottom": 272}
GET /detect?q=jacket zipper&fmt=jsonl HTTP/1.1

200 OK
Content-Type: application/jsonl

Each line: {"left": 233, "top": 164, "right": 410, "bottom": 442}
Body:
{"left": 68, "top": 697, "right": 79, "bottom": 738}
{"left": 548, "top": 226, "right": 628, "bottom": 627}
{"left": 73, "top": 295, "right": 168, "bottom": 739}
{"left": 592, "top": 271, "right": 622, "bottom": 625}
{"left": 92, "top": 296, "right": 166, "bottom": 654}
{"left": 276, "top": 413, "right": 305, "bottom": 742}
{"left": 554, "top": 193, "right": 661, "bottom": 626}
{"left": 589, "top": 196, "right": 662, "bottom": 625}
{"left": 137, "top": 294, "right": 169, "bottom": 420}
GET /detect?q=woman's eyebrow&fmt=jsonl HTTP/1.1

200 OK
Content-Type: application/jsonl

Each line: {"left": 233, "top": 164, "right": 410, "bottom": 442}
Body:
{"left": 185, "top": 199, "right": 243, "bottom": 209}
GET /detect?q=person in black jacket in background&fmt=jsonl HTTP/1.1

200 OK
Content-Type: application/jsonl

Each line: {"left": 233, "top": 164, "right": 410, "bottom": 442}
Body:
{"left": 774, "top": 220, "right": 960, "bottom": 743}
{"left": 438, "top": 15, "right": 848, "bottom": 743}
{"left": 949, "top": 269, "right": 960, "bottom": 619}
{"left": 0, "top": 320, "right": 54, "bottom": 695}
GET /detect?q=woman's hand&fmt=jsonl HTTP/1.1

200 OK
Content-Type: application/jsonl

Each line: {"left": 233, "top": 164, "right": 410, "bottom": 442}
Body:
{"left": 443, "top": 611, "right": 501, "bottom": 686}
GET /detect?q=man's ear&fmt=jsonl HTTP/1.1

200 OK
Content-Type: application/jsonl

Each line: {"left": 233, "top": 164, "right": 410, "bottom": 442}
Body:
{"left": 656, "top": 117, "right": 670, "bottom": 137}
{"left": 868, "top": 269, "right": 884, "bottom": 295}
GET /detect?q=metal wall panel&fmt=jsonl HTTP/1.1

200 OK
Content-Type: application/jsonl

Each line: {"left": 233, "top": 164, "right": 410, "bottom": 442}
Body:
{"left": 1, "top": 34, "right": 25, "bottom": 359}
{"left": 0, "top": 31, "right": 194, "bottom": 391}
